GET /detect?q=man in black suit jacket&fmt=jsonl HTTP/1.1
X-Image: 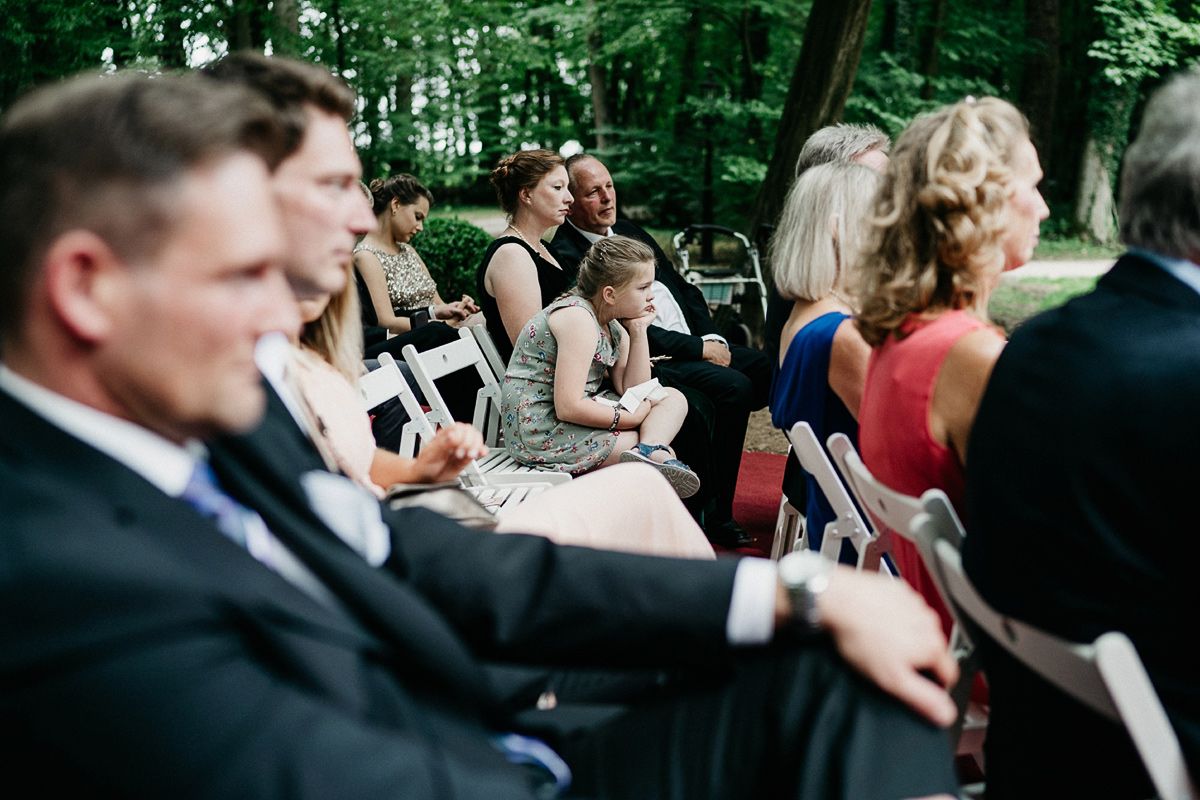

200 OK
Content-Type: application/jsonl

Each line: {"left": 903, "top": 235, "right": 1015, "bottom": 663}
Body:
{"left": 0, "top": 66, "right": 961, "bottom": 798}
{"left": 551, "top": 155, "right": 771, "bottom": 546}
{"left": 964, "top": 72, "right": 1200, "bottom": 798}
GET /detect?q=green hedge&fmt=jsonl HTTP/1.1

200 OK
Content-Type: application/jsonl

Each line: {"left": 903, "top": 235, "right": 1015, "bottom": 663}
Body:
{"left": 413, "top": 217, "right": 492, "bottom": 300}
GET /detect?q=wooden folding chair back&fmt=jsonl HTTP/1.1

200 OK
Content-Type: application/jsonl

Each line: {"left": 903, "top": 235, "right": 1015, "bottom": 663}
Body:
{"left": 829, "top": 437, "right": 982, "bottom": 755}
{"left": 358, "top": 352, "right": 437, "bottom": 458}
{"left": 782, "top": 422, "right": 886, "bottom": 572}
{"left": 922, "top": 515, "right": 1197, "bottom": 800}
{"left": 468, "top": 323, "right": 508, "bottom": 383}
{"left": 402, "top": 330, "right": 569, "bottom": 487}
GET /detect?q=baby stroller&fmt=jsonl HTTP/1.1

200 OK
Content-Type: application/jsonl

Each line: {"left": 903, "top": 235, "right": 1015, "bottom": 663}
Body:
{"left": 671, "top": 224, "right": 770, "bottom": 345}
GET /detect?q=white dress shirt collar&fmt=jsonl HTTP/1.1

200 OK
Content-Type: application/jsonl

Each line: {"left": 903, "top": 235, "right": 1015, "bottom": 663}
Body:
{"left": 255, "top": 330, "right": 307, "bottom": 427}
{"left": 0, "top": 364, "right": 200, "bottom": 497}
{"left": 567, "top": 218, "right": 611, "bottom": 244}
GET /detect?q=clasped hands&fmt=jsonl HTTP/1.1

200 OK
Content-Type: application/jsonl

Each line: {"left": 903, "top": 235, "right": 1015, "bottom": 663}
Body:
{"left": 701, "top": 339, "right": 731, "bottom": 367}
{"left": 434, "top": 294, "right": 481, "bottom": 322}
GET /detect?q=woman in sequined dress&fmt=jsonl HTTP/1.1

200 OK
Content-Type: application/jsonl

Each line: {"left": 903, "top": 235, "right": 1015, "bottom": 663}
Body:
{"left": 354, "top": 174, "right": 482, "bottom": 334}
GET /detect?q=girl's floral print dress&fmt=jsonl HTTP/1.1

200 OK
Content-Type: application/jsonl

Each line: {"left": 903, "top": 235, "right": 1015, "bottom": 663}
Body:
{"left": 500, "top": 295, "right": 623, "bottom": 473}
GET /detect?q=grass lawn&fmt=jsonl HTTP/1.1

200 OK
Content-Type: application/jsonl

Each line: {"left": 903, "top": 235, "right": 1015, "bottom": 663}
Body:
{"left": 430, "top": 204, "right": 501, "bottom": 226}
{"left": 1032, "top": 235, "right": 1122, "bottom": 261}
{"left": 989, "top": 275, "right": 1097, "bottom": 333}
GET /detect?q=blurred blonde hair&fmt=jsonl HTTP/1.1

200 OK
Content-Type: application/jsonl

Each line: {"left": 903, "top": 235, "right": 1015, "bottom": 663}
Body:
{"left": 301, "top": 260, "right": 364, "bottom": 382}
{"left": 771, "top": 163, "right": 881, "bottom": 303}
{"left": 856, "top": 97, "right": 1030, "bottom": 347}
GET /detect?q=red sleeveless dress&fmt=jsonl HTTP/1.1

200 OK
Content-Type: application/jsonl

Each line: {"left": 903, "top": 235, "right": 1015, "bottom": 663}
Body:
{"left": 858, "top": 309, "right": 987, "bottom": 634}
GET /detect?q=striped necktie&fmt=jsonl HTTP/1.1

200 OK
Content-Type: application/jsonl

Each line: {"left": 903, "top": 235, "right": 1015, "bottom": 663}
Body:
{"left": 181, "top": 460, "right": 252, "bottom": 547}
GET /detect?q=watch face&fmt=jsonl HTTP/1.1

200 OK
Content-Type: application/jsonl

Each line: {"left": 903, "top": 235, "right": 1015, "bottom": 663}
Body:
{"left": 779, "top": 551, "right": 828, "bottom": 586}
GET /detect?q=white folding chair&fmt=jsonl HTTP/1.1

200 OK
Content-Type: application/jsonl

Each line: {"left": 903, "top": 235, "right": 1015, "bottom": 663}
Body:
{"left": 782, "top": 423, "right": 888, "bottom": 572}
{"left": 921, "top": 507, "right": 1197, "bottom": 800}
{"left": 358, "top": 353, "right": 553, "bottom": 511}
{"left": 829, "top": 434, "right": 983, "bottom": 763}
{"left": 770, "top": 477, "right": 803, "bottom": 561}
{"left": 401, "top": 329, "right": 571, "bottom": 487}
{"left": 468, "top": 323, "right": 508, "bottom": 384}
{"left": 359, "top": 352, "right": 435, "bottom": 460}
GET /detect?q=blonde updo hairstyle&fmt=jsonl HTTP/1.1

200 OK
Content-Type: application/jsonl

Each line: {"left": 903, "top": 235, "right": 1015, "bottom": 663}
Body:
{"left": 856, "top": 97, "right": 1030, "bottom": 347}
{"left": 573, "top": 235, "right": 655, "bottom": 300}
{"left": 489, "top": 149, "right": 564, "bottom": 217}
{"left": 771, "top": 163, "right": 881, "bottom": 303}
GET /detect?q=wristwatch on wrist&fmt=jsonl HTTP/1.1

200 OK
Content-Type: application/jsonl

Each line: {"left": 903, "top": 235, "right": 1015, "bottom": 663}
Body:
{"left": 778, "top": 550, "right": 833, "bottom": 630}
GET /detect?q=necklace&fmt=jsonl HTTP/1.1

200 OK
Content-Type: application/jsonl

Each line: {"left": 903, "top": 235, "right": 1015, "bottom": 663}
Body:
{"left": 505, "top": 224, "right": 550, "bottom": 260}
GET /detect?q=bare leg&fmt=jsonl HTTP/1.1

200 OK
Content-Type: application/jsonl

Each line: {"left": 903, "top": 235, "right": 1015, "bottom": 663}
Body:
{"left": 494, "top": 464, "right": 714, "bottom": 559}
{"left": 634, "top": 387, "right": 689, "bottom": 463}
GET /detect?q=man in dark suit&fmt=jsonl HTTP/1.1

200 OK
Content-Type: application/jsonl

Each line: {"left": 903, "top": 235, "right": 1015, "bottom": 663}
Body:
{"left": 551, "top": 155, "right": 771, "bottom": 547}
{"left": 964, "top": 71, "right": 1200, "bottom": 798}
{"left": 0, "top": 67, "right": 961, "bottom": 798}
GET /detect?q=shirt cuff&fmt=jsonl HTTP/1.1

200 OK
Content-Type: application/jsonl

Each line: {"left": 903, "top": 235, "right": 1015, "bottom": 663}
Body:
{"left": 701, "top": 334, "right": 729, "bottom": 348}
{"left": 726, "top": 557, "right": 778, "bottom": 645}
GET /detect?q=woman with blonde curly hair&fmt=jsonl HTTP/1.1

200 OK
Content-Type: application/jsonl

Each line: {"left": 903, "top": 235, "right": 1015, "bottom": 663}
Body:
{"left": 855, "top": 96, "right": 1048, "bottom": 630}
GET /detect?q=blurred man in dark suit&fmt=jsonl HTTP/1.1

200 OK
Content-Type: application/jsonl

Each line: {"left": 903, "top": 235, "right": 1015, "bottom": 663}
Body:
{"left": 965, "top": 70, "right": 1200, "bottom": 798}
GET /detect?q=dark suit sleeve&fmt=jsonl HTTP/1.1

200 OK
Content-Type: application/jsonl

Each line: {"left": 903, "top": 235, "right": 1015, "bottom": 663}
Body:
{"left": 549, "top": 224, "right": 589, "bottom": 275}
{"left": 382, "top": 506, "right": 740, "bottom": 666}
{"left": 0, "top": 483, "right": 535, "bottom": 799}
{"left": 647, "top": 324, "right": 705, "bottom": 361}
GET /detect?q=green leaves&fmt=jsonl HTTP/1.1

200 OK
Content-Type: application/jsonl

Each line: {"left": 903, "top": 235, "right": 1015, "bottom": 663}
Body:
{"left": 1089, "top": 0, "right": 1200, "bottom": 86}
{"left": 413, "top": 217, "right": 493, "bottom": 299}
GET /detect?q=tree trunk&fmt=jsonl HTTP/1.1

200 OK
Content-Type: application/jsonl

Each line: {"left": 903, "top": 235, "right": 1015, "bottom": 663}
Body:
{"left": 272, "top": 0, "right": 300, "bottom": 54}
{"left": 329, "top": 0, "right": 346, "bottom": 73}
{"left": 739, "top": 5, "right": 769, "bottom": 102}
{"left": 750, "top": 0, "right": 874, "bottom": 238}
{"left": 916, "top": 0, "right": 947, "bottom": 99}
{"left": 1073, "top": 80, "right": 1137, "bottom": 243}
{"left": 1073, "top": 137, "right": 1117, "bottom": 242}
{"left": 227, "top": 0, "right": 264, "bottom": 53}
{"left": 1019, "top": 0, "right": 1060, "bottom": 170}
{"left": 672, "top": 5, "right": 703, "bottom": 140}
{"left": 586, "top": 1, "right": 610, "bottom": 151}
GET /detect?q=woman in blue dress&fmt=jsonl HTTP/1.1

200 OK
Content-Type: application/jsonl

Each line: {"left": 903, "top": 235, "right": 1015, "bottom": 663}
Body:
{"left": 769, "top": 163, "right": 881, "bottom": 554}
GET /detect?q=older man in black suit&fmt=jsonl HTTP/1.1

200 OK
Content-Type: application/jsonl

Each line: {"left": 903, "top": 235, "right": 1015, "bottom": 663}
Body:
{"left": 0, "top": 65, "right": 963, "bottom": 799}
{"left": 551, "top": 155, "right": 771, "bottom": 547}
{"left": 964, "top": 71, "right": 1200, "bottom": 798}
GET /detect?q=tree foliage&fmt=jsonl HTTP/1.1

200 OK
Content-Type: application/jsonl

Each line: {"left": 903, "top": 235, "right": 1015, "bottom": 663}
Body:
{"left": 3, "top": 0, "right": 1199, "bottom": 242}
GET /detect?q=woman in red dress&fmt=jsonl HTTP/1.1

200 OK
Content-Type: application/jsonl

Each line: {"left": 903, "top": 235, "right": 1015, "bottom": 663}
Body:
{"left": 855, "top": 97, "right": 1049, "bottom": 633}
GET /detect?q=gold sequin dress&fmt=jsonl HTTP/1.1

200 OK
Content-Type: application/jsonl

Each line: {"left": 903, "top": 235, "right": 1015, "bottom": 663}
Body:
{"left": 355, "top": 242, "right": 438, "bottom": 312}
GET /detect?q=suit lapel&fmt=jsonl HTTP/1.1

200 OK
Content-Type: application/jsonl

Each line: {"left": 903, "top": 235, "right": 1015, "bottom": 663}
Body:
{"left": 0, "top": 391, "right": 381, "bottom": 651}
{"left": 209, "top": 386, "right": 500, "bottom": 714}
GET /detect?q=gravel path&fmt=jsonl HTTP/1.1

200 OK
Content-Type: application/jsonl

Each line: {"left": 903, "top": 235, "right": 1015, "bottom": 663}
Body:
{"left": 1004, "top": 259, "right": 1114, "bottom": 279}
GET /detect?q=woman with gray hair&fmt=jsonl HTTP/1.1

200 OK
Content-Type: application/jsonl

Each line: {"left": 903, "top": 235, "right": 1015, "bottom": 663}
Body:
{"left": 769, "top": 162, "right": 881, "bottom": 555}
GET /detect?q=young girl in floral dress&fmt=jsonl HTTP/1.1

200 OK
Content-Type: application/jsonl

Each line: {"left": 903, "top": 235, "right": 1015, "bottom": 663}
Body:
{"left": 500, "top": 235, "right": 700, "bottom": 498}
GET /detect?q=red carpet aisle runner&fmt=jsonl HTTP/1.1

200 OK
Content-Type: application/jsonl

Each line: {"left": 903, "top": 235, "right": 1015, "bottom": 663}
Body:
{"left": 724, "top": 450, "right": 787, "bottom": 557}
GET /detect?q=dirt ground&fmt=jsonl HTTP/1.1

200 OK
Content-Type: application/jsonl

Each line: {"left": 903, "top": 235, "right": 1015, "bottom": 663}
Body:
{"left": 745, "top": 408, "right": 788, "bottom": 454}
